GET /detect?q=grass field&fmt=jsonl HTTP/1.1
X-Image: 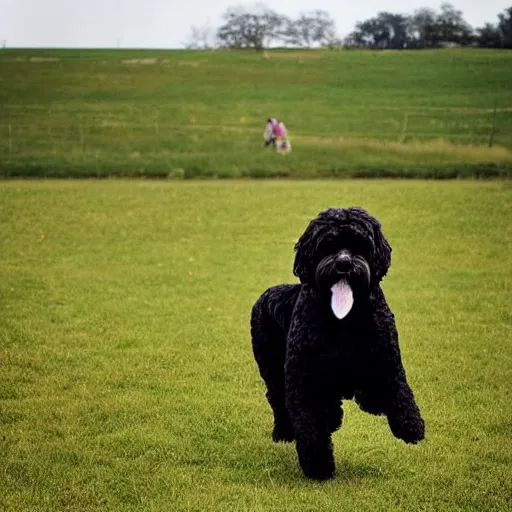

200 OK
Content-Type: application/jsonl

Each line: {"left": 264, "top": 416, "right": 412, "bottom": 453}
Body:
{"left": 1, "top": 48, "right": 512, "bottom": 178}
{"left": 1, "top": 180, "right": 511, "bottom": 511}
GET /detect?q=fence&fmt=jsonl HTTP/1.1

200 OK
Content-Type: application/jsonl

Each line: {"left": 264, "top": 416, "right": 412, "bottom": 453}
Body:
{"left": 0, "top": 105, "right": 510, "bottom": 178}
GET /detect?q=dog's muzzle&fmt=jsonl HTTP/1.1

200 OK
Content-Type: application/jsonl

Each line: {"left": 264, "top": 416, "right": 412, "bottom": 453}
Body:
{"left": 315, "top": 250, "right": 371, "bottom": 319}
{"left": 335, "top": 251, "right": 352, "bottom": 274}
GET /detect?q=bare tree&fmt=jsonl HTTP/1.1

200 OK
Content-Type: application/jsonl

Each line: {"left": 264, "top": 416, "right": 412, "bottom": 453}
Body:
{"left": 184, "top": 24, "right": 217, "bottom": 50}
{"left": 216, "top": 5, "right": 287, "bottom": 50}
{"left": 283, "top": 10, "right": 337, "bottom": 48}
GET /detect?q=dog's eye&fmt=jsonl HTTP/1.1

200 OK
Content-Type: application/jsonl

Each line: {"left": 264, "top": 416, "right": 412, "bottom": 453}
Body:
{"left": 350, "top": 237, "right": 372, "bottom": 255}
{"left": 323, "top": 233, "right": 372, "bottom": 259}
{"left": 317, "top": 236, "right": 338, "bottom": 255}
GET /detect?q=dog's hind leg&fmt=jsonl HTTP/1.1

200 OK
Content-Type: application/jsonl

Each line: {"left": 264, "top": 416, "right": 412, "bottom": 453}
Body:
{"left": 251, "top": 296, "right": 294, "bottom": 442}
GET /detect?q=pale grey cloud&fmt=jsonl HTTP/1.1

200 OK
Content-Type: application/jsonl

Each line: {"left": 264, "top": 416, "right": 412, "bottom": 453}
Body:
{"left": 0, "top": 0, "right": 510, "bottom": 48}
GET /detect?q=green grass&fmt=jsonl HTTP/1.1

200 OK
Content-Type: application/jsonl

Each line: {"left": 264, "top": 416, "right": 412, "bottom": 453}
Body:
{"left": 1, "top": 180, "right": 511, "bottom": 511}
{"left": 0, "top": 48, "right": 512, "bottom": 178}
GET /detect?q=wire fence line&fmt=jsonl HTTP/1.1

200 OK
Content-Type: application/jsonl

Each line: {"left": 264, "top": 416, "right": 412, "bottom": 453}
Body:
{"left": 0, "top": 124, "right": 506, "bottom": 152}
{"left": 2, "top": 104, "right": 512, "bottom": 113}
{"left": 0, "top": 107, "right": 510, "bottom": 158}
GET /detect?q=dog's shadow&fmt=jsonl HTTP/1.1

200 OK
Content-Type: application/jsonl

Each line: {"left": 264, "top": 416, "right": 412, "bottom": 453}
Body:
{"left": 214, "top": 437, "right": 393, "bottom": 488}
{"left": 267, "top": 452, "right": 389, "bottom": 487}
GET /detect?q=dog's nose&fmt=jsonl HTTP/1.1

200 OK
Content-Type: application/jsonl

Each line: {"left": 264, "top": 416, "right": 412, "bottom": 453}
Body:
{"left": 335, "top": 252, "right": 352, "bottom": 273}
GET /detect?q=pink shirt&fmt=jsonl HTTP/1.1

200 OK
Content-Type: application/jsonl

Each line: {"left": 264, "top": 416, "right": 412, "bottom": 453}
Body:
{"left": 270, "top": 118, "right": 284, "bottom": 138}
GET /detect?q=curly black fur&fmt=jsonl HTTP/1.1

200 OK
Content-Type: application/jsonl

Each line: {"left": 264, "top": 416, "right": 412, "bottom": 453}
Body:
{"left": 251, "top": 207, "right": 425, "bottom": 481}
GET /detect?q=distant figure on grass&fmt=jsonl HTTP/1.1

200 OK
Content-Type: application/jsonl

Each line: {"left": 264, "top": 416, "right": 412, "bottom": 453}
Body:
{"left": 264, "top": 118, "right": 291, "bottom": 154}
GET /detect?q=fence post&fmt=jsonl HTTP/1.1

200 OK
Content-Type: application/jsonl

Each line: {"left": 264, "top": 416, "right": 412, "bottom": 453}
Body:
{"left": 155, "top": 109, "right": 160, "bottom": 153}
{"left": 399, "top": 113, "right": 408, "bottom": 143}
{"left": 488, "top": 104, "right": 497, "bottom": 148}
{"left": 79, "top": 115, "right": 85, "bottom": 153}
{"left": 8, "top": 124, "right": 12, "bottom": 157}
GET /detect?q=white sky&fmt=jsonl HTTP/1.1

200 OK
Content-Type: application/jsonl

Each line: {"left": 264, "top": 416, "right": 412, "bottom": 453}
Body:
{"left": 0, "top": 0, "right": 510, "bottom": 48}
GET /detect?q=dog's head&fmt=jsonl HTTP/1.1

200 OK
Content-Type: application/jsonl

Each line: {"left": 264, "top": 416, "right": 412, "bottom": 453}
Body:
{"left": 293, "top": 207, "right": 391, "bottom": 318}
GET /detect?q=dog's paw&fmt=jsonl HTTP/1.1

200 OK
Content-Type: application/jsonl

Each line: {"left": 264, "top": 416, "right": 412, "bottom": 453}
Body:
{"left": 302, "top": 461, "right": 335, "bottom": 481}
{"left": 272, "top": 423, "right": 295, "bottom": 443}
{"left": 297, "top": 443, "right": 335, "bottom": 481}
{"left": 388, "top": 414, "right": 425, "bottom": 444}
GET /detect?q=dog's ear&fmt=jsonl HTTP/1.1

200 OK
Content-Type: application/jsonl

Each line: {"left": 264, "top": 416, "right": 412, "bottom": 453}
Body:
{"left": 348, "top": 207, "right": 392, "bottom": 283}
{"left": 371, "top": 220, "right": 392, "bottom": 283}
{"left": 293, "top": 220, "right": 319, "bottom": 284}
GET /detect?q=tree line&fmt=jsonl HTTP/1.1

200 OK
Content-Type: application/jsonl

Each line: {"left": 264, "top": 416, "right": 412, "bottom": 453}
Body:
{"left": 185, "top": 3, "right": 512, "bottom": 50}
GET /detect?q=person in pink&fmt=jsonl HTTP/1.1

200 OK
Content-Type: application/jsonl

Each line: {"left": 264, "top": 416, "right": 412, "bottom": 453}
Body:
{"left": 264, "top": 117, "right": 291, "bottom": 152}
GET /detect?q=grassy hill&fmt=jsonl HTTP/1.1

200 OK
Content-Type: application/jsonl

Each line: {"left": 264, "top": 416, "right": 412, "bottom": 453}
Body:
{"left": 1, "top": 48, "right": 511, "bottom": 178}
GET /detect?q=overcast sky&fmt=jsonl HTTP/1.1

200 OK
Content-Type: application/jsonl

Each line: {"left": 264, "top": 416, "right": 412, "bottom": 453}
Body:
{"left": 1, "top": 0, "right": 510, "bottom": 49}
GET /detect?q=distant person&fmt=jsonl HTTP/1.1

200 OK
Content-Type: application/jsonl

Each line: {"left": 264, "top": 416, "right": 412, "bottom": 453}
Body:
{"left": 263, "top": 117, "right": 291, "bottom": 153}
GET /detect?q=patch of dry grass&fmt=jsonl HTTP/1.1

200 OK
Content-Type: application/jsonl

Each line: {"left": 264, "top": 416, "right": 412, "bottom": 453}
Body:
{"left": 296, "top": 135, "right": 512, "bottom": 163}
{"left": 121, "top": 58, "right": 158, "bottom": 65}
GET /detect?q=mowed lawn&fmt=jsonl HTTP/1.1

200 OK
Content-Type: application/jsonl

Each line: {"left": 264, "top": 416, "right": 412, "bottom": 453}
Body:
{"left": 0, "top": 180, "right": 511, "bottom": 511}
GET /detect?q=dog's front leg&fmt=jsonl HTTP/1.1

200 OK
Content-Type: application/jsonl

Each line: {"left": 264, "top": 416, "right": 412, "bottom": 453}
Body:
{"left": 368, "top": 294, "right": 425, "bottom": 444}
{"left": 284, "top": 291, "right": 336, "bottom": 480}
{"left": 384, "top": 377, "right": 425, "bottom": 444}
{"left": 285, "top": 365, "right": 335, "bottom": 481}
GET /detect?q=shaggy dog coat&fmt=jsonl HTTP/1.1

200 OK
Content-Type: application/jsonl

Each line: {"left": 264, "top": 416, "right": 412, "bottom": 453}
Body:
{"left": 251, "top": 207, "right": 425, "bottom": 480}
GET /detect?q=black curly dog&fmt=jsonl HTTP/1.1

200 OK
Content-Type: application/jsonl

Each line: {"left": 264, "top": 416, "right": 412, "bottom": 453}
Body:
{"left": 251, "top": 207, "right": 425, "bottom": 480}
